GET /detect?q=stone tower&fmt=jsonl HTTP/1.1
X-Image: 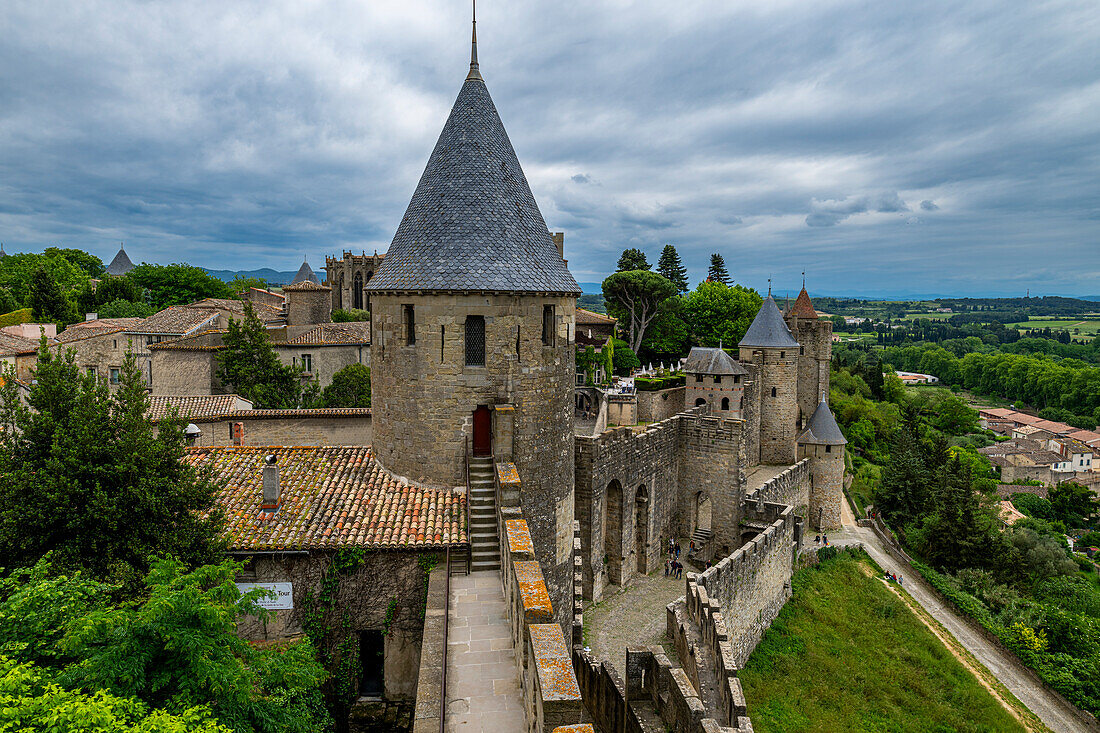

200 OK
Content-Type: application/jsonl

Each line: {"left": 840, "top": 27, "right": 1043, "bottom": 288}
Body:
{"left": 785, "top": 285, "right": 832, "bottom": 427}
{"left": 797, "top": 397, "right": 847, "bottom": 531}
{"left": 284, "top": 259, "right": 332, "bottom": 326}
{"left": 739, "top": 295, "right": 799, "bottom": 464}
{"left": 683, "top": 346, "right": 747, "bottom": 419}
{"left": 365, "top": 20, "right": 580, "bottom": 628}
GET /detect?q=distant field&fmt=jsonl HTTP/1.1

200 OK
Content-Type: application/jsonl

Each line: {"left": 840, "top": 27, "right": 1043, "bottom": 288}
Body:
{"left": 739, "top": 551, "right": 1029, "bottom": 733}
{"left": 1008, "top": 318, "right": 1100, "bottom": 335}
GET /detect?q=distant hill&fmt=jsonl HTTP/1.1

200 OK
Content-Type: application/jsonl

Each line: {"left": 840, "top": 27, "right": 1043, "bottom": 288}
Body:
{"left": 205, "top": 268, "right": 325, "bottom": 286}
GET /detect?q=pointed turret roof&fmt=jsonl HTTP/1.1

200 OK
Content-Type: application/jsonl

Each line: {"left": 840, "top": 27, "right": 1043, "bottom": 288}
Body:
{"left": 788, "top": 287, "right": 818, "bottom": 319}
{"left": 682, "top": 346, "right": 747, "bottom": 376}
{"left": 799, "top": 397, "right": 847, "bottom": 445}
{"left": 739, "top": 295, "right": 799, "bottom": 349}
{"left": 291, "top": 259, "right": 321, "bottom": 286}
{"left": 106, "top": 244, "right": 134, "bottom": 276}
{"left": 365, "top": 22, "right": 579, "bottom": 295}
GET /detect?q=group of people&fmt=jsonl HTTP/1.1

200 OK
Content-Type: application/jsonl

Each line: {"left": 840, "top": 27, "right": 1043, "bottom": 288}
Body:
{"left": 813, "top": 534, "right": 830, "bottom": 545}
{"left": 884, "top": 572, "right": 904, "bottom": 586}
{"left": 665, "top": 537, "right": 684, "bottom": 579}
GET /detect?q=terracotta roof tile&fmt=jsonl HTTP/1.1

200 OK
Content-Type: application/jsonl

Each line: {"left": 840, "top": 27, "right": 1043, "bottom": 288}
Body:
{"left": 575, "top": 308, "right": 616, "bottom": 326}
{"left": 130, "top": 306, "right": 219, "bottom": 335}
{"left": 184, "top": 446, "right": 467, "bottom": 551}
{"left": 147, "top": 394, "right": 250, "bottom": 421}
{"left": 0, "top": 332, "right": 40, "bottom": 355}
{"left": 787, "top": 287, "right": 818, "bottom": 319}
{"left": 286, "top": 322, "right": 371, "bottom": 345}
{"left": 56, "top": 318, "right": 145, "bottom": 344}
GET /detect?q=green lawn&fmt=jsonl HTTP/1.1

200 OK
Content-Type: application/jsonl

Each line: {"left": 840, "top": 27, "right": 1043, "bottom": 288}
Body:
{"left": 739, "top": 550, "right": 1027, "bottom": 733}
{"left": 1008, "top": 318, "right": 1100, "bottom": 336}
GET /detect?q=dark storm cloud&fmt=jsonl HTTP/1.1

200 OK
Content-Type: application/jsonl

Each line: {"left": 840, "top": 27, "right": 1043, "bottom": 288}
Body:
{"left": 0, "top": 0, "right": 1097, "bottom": 295}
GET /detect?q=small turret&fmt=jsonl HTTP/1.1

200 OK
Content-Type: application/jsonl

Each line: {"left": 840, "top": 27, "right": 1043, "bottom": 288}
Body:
{"left": 739, "top": 295, "right": 800, "bottom": 464}
{"left": 284, "top": 259, "right": 331, "bottom": 326}
{"left": 798, "top": 396, "right": 846, "bottom": 531}
{"left": 106, "top": 243, "right": 134, "bottom": 276}
{"left": 682, "top": 346, "right": 747, "bottom": 418}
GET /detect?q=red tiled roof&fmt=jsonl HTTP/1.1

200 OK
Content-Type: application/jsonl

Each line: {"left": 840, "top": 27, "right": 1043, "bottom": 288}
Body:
{"left": 147, "top": 394, "right": 250, "bottom": 421}
{"left": 56, "top": 318, "right": 145, "bottom": 344}
{"left": 980, "top": 407, "right": 1016, "bottom": 418}
{"left": 787, "top": 287, "right": 818, "bottom": 319}
{"left": 130, "top": 306, "right": 220, "bottom": 335}
{"left": 147, "top": 329, "right": 228, "bottom": 351}
{"left": 285, "top": 322, "right": 371, "bottom": 345}
{"left": 190, "top": 298, "right": 284, "bottom": 323}
{"left": 0, "top": 332, "right": 40, "bottom": 355}
{"left": 575, "top": 308, "right": 617, "bottom": 326}
{"left": 184, "top": 446, "right": 467, "bottom": 551}
{"left": 1011, "top": 413, "right": 1043, "bottom": 425}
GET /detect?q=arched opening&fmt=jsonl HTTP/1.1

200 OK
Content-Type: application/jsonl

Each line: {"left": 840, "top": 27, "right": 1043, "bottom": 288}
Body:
{"left": 694, "top": 491, "right": 712, "bottom": 533}
{"left": 695, "top": 397, "right": 706, "bottom": 407}
{"left": 353, "top": 272, "right": 363, "bottom": 310}
{"left": 721, "top": 397, "right": 730, "bottom": 411}
{"left": 604, "top": 480, "right": 623, "bottom": 586}
{"left": 635, "top": 486, "right": 649, "bottom": 574}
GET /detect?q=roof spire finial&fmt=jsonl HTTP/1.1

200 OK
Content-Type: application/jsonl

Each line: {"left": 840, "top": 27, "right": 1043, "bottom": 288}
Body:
{"left": 467, "top": 0, "right": 482, "bottom": 81}
{"left": 802, "top": 270, "right": 805, "bottom": 288}
{"left": 767, "top": 278, "right": 772, "bottom": 297}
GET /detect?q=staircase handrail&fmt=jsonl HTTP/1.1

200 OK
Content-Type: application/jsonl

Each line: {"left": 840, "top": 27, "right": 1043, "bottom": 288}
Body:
{"left": 464, "top": 436, "right": 472, "bottom": 574}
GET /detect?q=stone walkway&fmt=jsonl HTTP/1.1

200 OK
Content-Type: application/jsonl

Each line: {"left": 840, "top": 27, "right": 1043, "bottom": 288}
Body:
{"left": 444, "top": 571, "right": 524, "bottom": 732}
{"left": 584, "top": 564, "right": 685, "bottom": 674}
{"left": 743, "top": 464, "right": 793, "bottom": 493}
{"left": 833, "top": 505, "right": 1092, "bottom": 733}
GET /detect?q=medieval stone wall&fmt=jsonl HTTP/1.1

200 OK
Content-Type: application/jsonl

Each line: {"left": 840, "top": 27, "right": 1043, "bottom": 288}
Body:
{"left": 787, "top": 317, "right": 832, "bottom": 427}
{"left": 235, "top": 549, "right": 443, "bottom": 699}
{"left": 51, "top": 331, "right": 146, "bottom": 393}
{"left": 324, "top": 252, "right": 384, "bottom": 313}
{"left": 684, "top": 375, "right": 744, "bottom": 420}
{"left": 677, "top": 416, "right": 745, "bottom": 559}
{"left": 741, "top": 366, "right": 761, "bottom": 467}
{"left": 739, "top": 348, "right": 797, "bottom": 464}
{"left": 637, "top": 386, "right": 686, "bottom": 423}
{"left": 285, "top": 287, "right": 332, "bottom": 326}
{"left": 747, "top": 459, "right": 810, "bottom": 512}
{"left": 149, "top": 348, "right": 220, "bottom": 395}
{"left": 176, "top": 413, "right": 372, "bottom": 447}
{"left": 371, "top": 293, "right": 576, "bottom": 630}
{"left": 273, "top": 342, "right": 368, "bottom": 390}
{"left": 798, "top": 444, "right": 843, "bottom": 530}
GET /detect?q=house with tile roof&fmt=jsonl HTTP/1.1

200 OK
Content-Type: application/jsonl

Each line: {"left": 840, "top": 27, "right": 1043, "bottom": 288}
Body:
{"left": 0, "top": 331, "right": 39, "bottom": 382}
{"left": 184, "top": 445, "right": 467, "bottom": 698}
{"left": 48, "top": 318, "right": 146, "bottom": 390}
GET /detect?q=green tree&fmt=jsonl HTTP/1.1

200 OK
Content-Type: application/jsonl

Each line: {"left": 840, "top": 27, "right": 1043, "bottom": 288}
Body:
{"left": 0, "top": 346, "right": 224, "bottom": 587}
{"left": 602, "top": 270, "right": 677, "bottom": 353}
{"left": 98, "top": 298, "right": 156, "bottom": 319}
{"left": 319, "top": 363, "right": 371, "bottom": 408}
{"left": 638, "top": 295, "right": 692, "bottom": 363}
{"left": 656, "top": 244, "right": 689, "bottom": 293}
{"left": 707, "top": 253, "right": 730, "bottom": 285}
{"left": 44, "top": 246, "right": 106, "bottom": 279}
{"left": 127, "top": 264, "right": 233, "bottom": 309}
{"left": 228, "top": 275, "right": 270, "bottom": 294}
{"left": 217, "top": 303, "right": 303, "bottom": 409}
{"left": 27, "top": 266, "right": 75, "bottom": 323}
{"left": 0, "top": 558, "right": 330, "bottom": 733}
{"left": 616, "top": 248, "right": 650, "bottom": 272}
{"left": 1049, "top": 482, "right": 1099, "bottom": 529}
{"left": 611, "top": 338, "right": 640, "bottom": 376}
{"left": 331, "top": 308, "right": 370, "bottom": 323}
{"left": 682, "top": 281, "right": 762, "bottom": 347}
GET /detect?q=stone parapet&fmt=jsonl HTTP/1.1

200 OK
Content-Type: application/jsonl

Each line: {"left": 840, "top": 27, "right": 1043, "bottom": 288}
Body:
{"left": 411, "top": 566, "right": 448, "bottom": 733}
{"left": 744, "top": 459, "right": 810, "bottom": 511}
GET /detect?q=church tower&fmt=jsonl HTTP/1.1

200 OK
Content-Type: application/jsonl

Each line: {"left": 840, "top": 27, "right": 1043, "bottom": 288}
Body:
{"left": 739, "top": 294, "right": 800, "bottom": 464}
{"left": 365, "top": 16, "right": 580, "bottom": 626}
{"left": 785, "top": 284, "right": 832, "bottom": 427}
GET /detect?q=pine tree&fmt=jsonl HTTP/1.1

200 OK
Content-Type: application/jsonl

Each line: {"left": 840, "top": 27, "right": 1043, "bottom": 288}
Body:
{"left": 656, "top": 244, "right": 689, "bottom": 293}
{"left": 707, "top": 253, "right": 730, "bottom": 285}
{"left": 616, "top": 248, "right": 650, "bottom": 272}
{"left": 216, "top": 302, "right": 303, "bottom": 408}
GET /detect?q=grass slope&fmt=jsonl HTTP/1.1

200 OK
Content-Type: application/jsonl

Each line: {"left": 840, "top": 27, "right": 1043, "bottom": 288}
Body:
{"left": 739, "top": 551, "right": 1026, "bottom": 733}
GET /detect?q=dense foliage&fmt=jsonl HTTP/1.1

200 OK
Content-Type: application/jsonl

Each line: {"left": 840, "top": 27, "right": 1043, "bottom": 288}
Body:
{"left": 316, "top": 363, "right": 371, "bottom": 408}
{"left": 602, "top": 269, "right": 677, "bottom": 353}
{"left": 0, "top": 345, "right": 224, "bottom": 589}
{"left": 615, "top": 248, "right": 650, "bottom": 272}
{"left": 331, "top": 308, "right": 370, "bottom": 323}
{"left": 216, "top": 303, "right": 306, "bottom": 409}
{"left": 0, "top": 558, "right": 330, "bottom": 732}
{"left": 655, "top": 244, "right": 689, "bottom": 293}
{"left": 706, "top": 253, "right": 730, "bottom": 285}
{"left": 127, "top": 264, "right": 233, "bottom": 310}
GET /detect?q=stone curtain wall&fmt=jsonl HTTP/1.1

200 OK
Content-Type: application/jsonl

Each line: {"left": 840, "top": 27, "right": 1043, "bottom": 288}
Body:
{"left": 693, "top": 501, "right": 797, "bottom": 670}
{"left": 787, "top": 317, "right": 832, "bottom": 427}
{"left": 637, "top": 386, "right": 686, "bottom": 423}
{"left": 499, "top": 508, "right": 587, "bottom": 731}
{"left": 740, "top": 364, "right": 762, "bottom": 466}
{"left": 411, "top": 567, "right": 448, "bottom": 733}
{"left": 746, "top": 459, "right": 810, "bottom": 511}
{"left": 677, "top": 415, "right": 745, "bottom": 559}
{"left": 171, "top": 413, "right": 373, "bottom": 447}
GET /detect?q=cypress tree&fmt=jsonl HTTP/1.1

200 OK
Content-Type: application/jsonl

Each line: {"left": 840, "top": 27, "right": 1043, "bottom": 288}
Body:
{"left": 616, "top": 248, "right": 650, "bottom": 272}
{"left": 707, "top": 253, "right": 730, "bottom": 285}
{"left": 656, "top": 244, "right": 689, "bottom": 293}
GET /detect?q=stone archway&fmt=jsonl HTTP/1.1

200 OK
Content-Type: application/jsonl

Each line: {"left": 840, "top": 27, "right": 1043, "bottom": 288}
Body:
{"left": 635, "top": 485, "right": 649, "bottom": 574}
{"left": 695, "top": 397, "right": 706, "bottom": 407}
{"left": 604, "top": 480, "right": 623, "bottom": 586}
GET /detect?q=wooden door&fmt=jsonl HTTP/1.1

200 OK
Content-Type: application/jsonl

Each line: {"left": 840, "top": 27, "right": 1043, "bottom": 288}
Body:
{"left": 472, "top": 406, "right": 492, "bottom": 456}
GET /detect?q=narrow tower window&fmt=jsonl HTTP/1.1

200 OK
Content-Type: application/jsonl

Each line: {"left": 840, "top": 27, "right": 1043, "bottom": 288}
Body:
{"left": 404, "top": 305, "right": 415, "bottom": 345}
{"left": 771, "top": 387, "right": 777, "bottom": 397}
{"left": 465, "top": 316, "right": 485, "bottom": 366}
{"left": 440, "top": 325, "right": 445, "bottom": 362}
{"left": 542, "top": 305, "right": 555, "bottom": 346}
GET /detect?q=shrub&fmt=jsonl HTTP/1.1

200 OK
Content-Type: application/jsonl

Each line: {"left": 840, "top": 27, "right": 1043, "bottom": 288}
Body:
{"left": 1011, "top": 493, "right": 1054, "bottom": 520}
{"left": 634, "top": 375, "right": 685, "bottom": 391}
{"left": 0, "top": 307, "right": 32, "bottom": 329}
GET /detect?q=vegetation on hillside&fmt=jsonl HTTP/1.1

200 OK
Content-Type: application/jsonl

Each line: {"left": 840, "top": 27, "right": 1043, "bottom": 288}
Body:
{"left": 740, "top": 549, "right": 1027, "bottom": 733}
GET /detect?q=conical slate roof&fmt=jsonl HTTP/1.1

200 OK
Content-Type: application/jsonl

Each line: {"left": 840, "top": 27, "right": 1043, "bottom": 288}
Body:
{"left": 365, "top": 74, "right": 580, "bottom": 294}
{"left": 683, "top": 346, "right": 747, "bottom": 376}
{"left": 739, "top": 295, "right": 799, "bottom": 349}
{"left": 788, "top": 287, "right": 818, "bottom": 319}
{"left": 799, "top": 397, "right": 847, "bottom": 445}
{"left": 106, "top": 245, "right": 134, "bottom": 276}
{"left": 291, "top": 259, "right": 321, "bottom": 285}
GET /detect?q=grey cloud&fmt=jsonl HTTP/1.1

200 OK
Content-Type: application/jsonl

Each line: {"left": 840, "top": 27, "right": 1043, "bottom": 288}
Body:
{"left": 571, "top": 173, "right": 591, "bottom": 184}
{"left": 717, "top": 214, "right": 743, "bottom": 225}
{"left": 921, "top": 200, "right": 939, "bottom": 211}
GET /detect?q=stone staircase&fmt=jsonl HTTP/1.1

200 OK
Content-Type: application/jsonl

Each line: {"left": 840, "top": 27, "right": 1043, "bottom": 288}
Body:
{"left": 468, "top": 456, "right": 501, "bottom": 571}
{"left": 690, "top": 527, "right": 714, "bottom": 549}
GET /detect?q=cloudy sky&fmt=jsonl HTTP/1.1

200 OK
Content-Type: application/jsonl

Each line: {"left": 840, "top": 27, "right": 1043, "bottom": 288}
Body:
{"left": 1, "top": 0, "right": 1098, "bottom": 297}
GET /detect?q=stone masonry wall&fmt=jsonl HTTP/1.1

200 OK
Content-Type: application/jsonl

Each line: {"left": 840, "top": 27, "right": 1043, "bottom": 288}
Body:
{"left": 149, "top": 348, "right": 220, "bottom": 395}
{"left": 677, "top": 415, "right": 745, "bottom": 559}
{"left": 741, "top": 366, "right": 761, "bottom": 467}
{"left": 177, "top": 413, "right": 372, "bottom": 447}
{"left": 51, "top": 331, "right": 147, "bottom": 393}
{"left": 748, "top": 459, "right": 810, "bottom": 512}
{"left": 800, "top": 444, "right": 843, "bottom": 530}
{"left": 739, "top": 348, "right": 798, "bottom": 465}
{"left": 371, "top": 293, "right": 576, "bottom": 630}
{"left": 786, "top": 317, "right": 832, "bottom": 428}
{"left": 273, "top": 342, "right": 369, "bottom": 391}
{"left": 637, "top": 386, "right": 686, "bottom": 423}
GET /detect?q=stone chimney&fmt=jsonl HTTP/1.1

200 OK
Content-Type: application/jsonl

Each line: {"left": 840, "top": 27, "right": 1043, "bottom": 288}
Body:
{"left": 552, "top": 232, "right": 564, "bottom": 259}
{"left": 261, "top": 454, "right": 280, "bottom": 510}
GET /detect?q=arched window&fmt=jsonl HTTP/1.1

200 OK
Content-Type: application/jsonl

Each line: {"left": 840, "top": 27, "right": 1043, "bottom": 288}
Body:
{"left": 353, "top": 272, "right": 363, "bottom": 310}
{"left": 721, "top": 397, "right": 730, "bottom": 411}
{"left": 695, "top": 397, "right": 706, "bottom": 407}
{"left": 465, "top": 316, "right": 485, "bottom": 366}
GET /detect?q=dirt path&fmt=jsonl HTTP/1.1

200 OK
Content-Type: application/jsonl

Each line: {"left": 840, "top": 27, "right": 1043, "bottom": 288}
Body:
{"left": 833, "top": 514, "right": 1095, "bottom": 732}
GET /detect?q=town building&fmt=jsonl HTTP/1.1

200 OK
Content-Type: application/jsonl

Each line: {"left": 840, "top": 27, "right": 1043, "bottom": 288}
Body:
{"left": 0, "top": 331, "right": 41, "bottom": 383}
{"left": 324, "top": 251, "right": 385, "bottom": 314}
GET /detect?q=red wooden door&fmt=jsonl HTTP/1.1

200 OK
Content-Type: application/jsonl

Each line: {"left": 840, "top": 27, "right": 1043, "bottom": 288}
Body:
{"left": 472, "top": 406, "right": 492, "bottom": 456}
